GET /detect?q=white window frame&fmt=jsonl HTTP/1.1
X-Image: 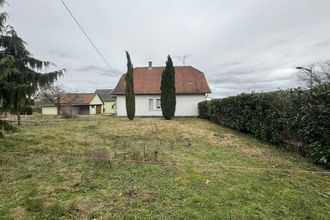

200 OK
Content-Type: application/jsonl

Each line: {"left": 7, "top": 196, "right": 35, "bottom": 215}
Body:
{"left": 149, "top": 99, "right": 153, "bottom": 111}
{"left": 156, "top": 99, "right": 161, "bottom": 110}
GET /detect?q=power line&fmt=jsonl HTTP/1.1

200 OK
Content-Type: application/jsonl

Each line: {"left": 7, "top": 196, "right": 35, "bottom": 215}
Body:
{"left": 60, "top": 0, "right": 113, "bottom": 72}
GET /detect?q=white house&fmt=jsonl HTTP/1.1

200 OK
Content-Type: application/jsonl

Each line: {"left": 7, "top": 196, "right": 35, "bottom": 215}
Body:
{"left": 112, "top": 63, "right": 211, "bottom": 116}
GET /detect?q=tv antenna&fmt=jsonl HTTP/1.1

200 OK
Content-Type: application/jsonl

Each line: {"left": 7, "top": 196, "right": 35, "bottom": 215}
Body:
{"left": 174, "top": 54, "right": 191, "bottom": 65}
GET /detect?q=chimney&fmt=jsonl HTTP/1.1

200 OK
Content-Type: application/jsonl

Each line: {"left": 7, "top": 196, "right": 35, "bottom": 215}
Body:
{"left": 148, "top": 61, "right": 152, "bottom": 69}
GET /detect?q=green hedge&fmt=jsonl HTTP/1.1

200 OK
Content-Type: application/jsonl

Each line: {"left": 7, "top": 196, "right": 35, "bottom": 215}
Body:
{"left": 199, "top": 83, "right": 330, "bottom": 167}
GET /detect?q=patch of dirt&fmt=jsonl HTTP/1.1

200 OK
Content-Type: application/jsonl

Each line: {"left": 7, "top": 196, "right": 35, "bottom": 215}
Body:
{"left": 10, "top": 206, "right": 27, "bottom": 219}
{"left": 41, "top": 186, "right": 67, "bottom": 196}
{"left": 137, "top": 189, "right": 156, "bottom": 202}
{"left": 75, "top": 201, "right": 90, "bottom": 216}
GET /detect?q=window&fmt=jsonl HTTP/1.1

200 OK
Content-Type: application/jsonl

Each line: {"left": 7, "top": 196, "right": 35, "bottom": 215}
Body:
{"left": 156, "top": 99, "right": 161, "bottom": 110}
{"left": 149, "top": 99, "right": 153, "bottom": 111}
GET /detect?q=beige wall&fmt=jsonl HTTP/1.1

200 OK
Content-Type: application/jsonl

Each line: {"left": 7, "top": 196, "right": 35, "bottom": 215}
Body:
{"left": 89, "top": 95, "right": 103, "bottom": 115}
{"left": 103, "top": 101, "right": 116, "bottom": 114}
{"left": 42, "top": 106, "right": 57, "bottom": 115}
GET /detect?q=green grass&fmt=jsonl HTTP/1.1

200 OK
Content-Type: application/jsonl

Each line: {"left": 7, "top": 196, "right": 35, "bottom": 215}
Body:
{"left": 0, "top": 115, "right": 329, "bottom": 219}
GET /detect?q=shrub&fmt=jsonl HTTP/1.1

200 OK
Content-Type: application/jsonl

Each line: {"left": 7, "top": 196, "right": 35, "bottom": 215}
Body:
{"left": 198, "top": 101, "right": 209, "bottom": 119}
{"left": 85, "top": 148, "right": 112, "bottom": 168}
{"left": 21, "top": 105, "right": 33, "bottom": 115}
{"left": 198, "top": 83, "right": 330, "bottom": 167}
{"left": 61, "top": 107, "right": 73, "bottom": 119}
{"left": 0, "top": 120, "right": 16, "bottom": 138}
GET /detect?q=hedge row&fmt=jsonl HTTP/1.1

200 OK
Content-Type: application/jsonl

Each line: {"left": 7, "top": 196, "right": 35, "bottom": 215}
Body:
{"left": 199, "top": 83, "right": 330, "bottom": 167}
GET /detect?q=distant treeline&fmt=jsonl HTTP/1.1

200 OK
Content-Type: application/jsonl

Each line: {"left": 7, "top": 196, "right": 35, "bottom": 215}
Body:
{"left": 198, "top": 83, "right": 330, "bottom": 167}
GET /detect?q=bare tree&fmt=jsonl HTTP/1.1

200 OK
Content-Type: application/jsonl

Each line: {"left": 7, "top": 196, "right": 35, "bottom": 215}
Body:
{"left": 297, "top": 60, "right": 330, "bottom": 87}
{"left": 318, "top": 60, "right": 330, "bottom": 81}
{"left": 60, "top": 92, "right": 81, "bottom": 117}
{"left": 41, "top": 85, "right": 65, "bottom": 115}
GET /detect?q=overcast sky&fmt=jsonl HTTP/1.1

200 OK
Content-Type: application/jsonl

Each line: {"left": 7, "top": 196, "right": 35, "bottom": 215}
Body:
{"left": 6, "top": 0, "right": 330, "bottom": 97}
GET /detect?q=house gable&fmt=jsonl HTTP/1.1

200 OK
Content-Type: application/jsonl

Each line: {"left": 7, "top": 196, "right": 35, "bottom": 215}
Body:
{"left": 113, "top": 65, "right": 210, "bottom": 117}
{"left": 90, "top": 94, "right": 103, "bottom": 105}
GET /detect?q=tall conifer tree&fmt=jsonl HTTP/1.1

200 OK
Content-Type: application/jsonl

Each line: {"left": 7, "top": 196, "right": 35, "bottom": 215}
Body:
{"left": 0, "top": 0, "right": 63, "bottom": 133}
{"left": 160, "top": 55, "right": 176, "bottom": 120}
{"left": 125, "top": 51, "right": 135, "bottom": 120}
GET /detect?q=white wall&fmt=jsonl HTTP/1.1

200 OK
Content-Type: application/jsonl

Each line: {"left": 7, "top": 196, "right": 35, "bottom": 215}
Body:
{"left": 116, "top": 95, "right": 127, "bottom": 116}
{"left": 116, "top": 94, "right": 206, "bottom": 116}
{"left": 89, "top": 105, "right": 96, "bottom": 115}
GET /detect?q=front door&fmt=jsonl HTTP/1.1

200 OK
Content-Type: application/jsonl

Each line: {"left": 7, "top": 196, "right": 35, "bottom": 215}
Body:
{"left": 96, "top": 105, "right": 101, "bottom": 114}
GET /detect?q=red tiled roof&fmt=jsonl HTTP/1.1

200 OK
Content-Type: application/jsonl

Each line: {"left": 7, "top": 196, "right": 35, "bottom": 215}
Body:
{"left": 112, "top": 66, "right": 211, "bottom": 95}
{"left": 60, "top": 93, "right": 98, "bottom": 106}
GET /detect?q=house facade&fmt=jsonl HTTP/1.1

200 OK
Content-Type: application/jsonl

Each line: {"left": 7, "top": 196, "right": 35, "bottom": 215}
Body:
{"left": 41, "top": 93, "right": 103, "bottom": 115}
{"left": 112, "top": 64, "right": 211, "bottom": 117}
{"left": 95, "top": 89, "right": 116, "bottom": 114}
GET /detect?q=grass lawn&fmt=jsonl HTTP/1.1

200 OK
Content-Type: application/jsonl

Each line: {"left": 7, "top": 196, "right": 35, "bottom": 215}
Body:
{"left": 0, "top": 115, "right": 329, "bottom": 219}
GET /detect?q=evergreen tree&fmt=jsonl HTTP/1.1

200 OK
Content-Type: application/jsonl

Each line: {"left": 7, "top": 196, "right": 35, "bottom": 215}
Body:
{"left": 125, "top": 51, "right": 135, "bottom": 120}
{"left": 0, "top": 0, "right": 63, "bottom": 134}
{"left": 160, "top": 55, "right": 176, "bottom": 120}
{"left": 0, "top": 0, "right": 6, "bottom": 28}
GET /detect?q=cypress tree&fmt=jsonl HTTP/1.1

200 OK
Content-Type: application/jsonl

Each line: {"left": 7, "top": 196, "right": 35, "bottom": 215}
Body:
{"left": 125, "top": 51, "right": 135, "bottom": 120}
{"left": 0, "top": 0, "right": 63, "bottom": 133}
{"left": 160, "top": 55, "right": 176, "bottom": 120}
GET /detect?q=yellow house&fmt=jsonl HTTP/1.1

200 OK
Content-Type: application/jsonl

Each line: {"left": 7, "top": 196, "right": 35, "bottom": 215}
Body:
{"left": 95, "top": 89, "right": 116, "bottom": 114}
{"left": 41, "top": 93, "right": 104, "bottom": 115}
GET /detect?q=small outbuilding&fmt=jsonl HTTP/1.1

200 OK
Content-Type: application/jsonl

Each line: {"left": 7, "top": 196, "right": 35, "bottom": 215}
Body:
{"left": 41, "top": 93, "right": 103, "bottom": 115}
{"left": 95, "top": 89, "right": 116, "bottom": 114}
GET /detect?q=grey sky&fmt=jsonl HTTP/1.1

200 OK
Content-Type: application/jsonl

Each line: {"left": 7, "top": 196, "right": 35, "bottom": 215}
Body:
{"left": 6, "top": 0, "right": 330, "bottom": 97}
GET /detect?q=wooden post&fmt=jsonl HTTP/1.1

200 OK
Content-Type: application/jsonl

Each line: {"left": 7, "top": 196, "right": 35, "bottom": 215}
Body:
{"left": 17, "top": 114, "right": 21, "bottom": 126}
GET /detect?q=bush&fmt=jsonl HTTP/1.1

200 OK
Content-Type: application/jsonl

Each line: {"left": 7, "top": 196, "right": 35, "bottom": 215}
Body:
{"left": 198, "top": 101, "right": 209, "bottom": 119}
{"left": 0, "top": 120, "right": 16, "bottom": 138}
{"left": 61, "top": 107, "right": 73, "bottom": 119}
{"left": 85, "top": 148, "right": 112, "bottom": 168}
{"left": 199, "top": 83, "right": 330, "bottom": 167}
{"left": 21, "top": 106, "right": 33, "bottom": 115}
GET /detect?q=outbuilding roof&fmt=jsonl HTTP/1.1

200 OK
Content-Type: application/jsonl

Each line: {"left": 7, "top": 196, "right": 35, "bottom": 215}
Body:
{"left": 112, "top": 66, "right": 211, "bottom": 95}
{"left": 95, "top": 89, "right": 116, "bottom": 102}
{"left": 60, "top": 93, "right": 99, "bottom": 106}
